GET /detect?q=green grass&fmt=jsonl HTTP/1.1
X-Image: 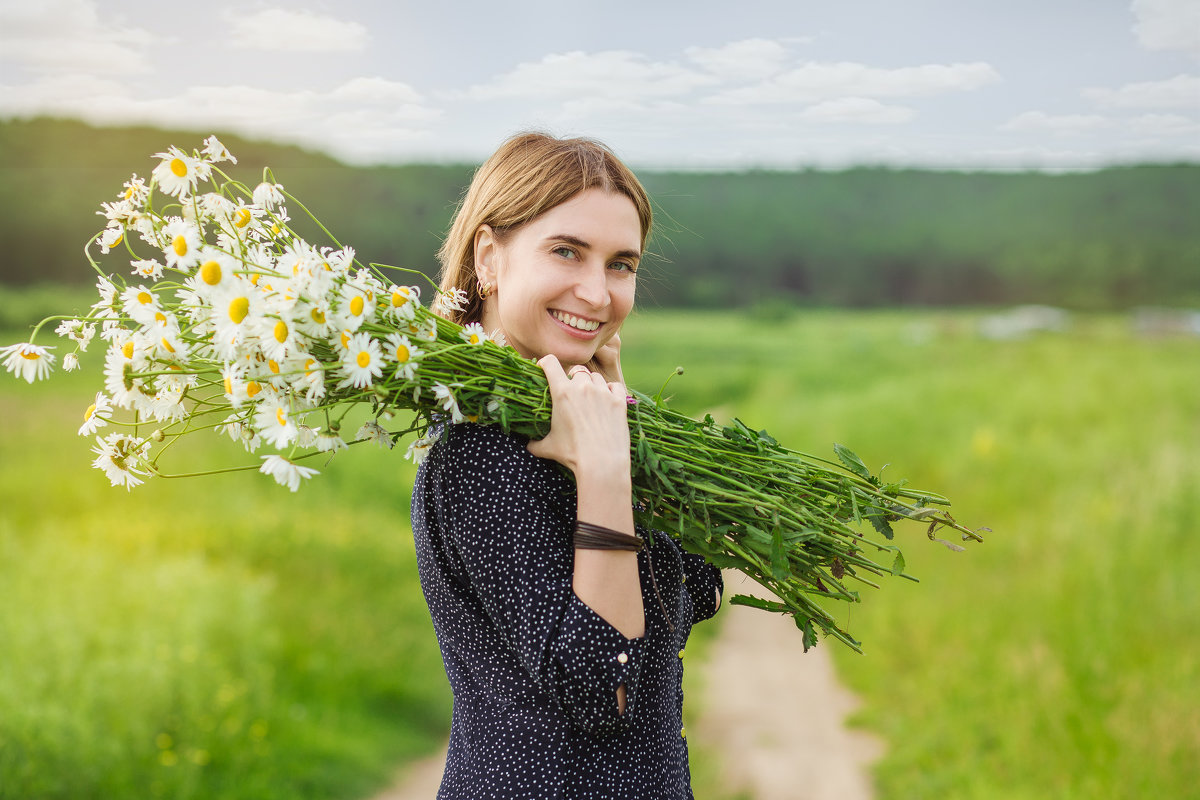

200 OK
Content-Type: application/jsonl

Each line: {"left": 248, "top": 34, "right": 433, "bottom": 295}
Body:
{"left": 621, "top": 308, "right": 1200, "bottom": 799}
{"left": 3, "top": 300, "right": 1198, "bottom": 798}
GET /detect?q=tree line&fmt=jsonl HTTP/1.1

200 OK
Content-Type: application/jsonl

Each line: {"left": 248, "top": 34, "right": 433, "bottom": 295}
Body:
{"left": 2, "top": 117, "right": 1196, "bottom": 310}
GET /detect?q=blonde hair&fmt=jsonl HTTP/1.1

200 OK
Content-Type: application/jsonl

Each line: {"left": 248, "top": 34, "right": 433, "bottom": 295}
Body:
{"left": 436, "top": 132, "right": 652, "bottom": 325}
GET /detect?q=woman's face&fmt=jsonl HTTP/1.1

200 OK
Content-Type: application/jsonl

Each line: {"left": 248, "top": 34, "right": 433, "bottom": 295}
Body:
{"left": 477, "top": 188, "right": 641, "bottom": 367}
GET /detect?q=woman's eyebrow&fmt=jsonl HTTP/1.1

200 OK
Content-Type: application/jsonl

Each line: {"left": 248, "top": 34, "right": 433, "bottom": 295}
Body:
{"left": 547, "top": 233, "right": 641, "bottom": 262}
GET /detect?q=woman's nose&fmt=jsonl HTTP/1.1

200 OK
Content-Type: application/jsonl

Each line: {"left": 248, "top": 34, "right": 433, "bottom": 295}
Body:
{"left": 573, "top": 263, "right": 609, "bottom": 308}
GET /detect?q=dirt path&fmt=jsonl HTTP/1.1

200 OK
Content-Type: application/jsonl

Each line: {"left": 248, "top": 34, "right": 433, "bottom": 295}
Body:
{"left": 372, "top": 571, "right": 883, "bottom": 800}
{"left": 691, "top": 571, "right": 884, "bottom": 799}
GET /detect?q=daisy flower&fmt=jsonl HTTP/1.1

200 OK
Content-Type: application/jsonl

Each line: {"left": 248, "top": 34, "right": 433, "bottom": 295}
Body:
{"left": 252, "top": 181, "right": 285, "bottom": 209}
{"left": 191, "top": 248, "right": 238, "bottom": 298}
{"left": 434, "top": 287, "right": 468, "bottom": 316}
{"left": 210, "top": 277, "right": 264, "bottom": 360}
{"left": 90, "top": 433, "right": 152, "bottom": 490}
{"left": 291, "top": 355, "right": 326, "bottom": 403}
{"left": 149, "top": 385, "right": 187, "bottom": 423}
{"left": 356, "top": 420, "right": 393, "bottom": 449}
{"left": 131, "top": 258, "right": 164, "bottom": 280}
{"left": 324, "top": 245, "right": 355, "bottom": 274}
{"left": 433, "top": 382, "right": 465, "bottom": 423}
{"left": 201, "top": 135, "right": 237, "bottom": 164}
{"left": 160, "top": 217, "right": 203, "bottom": 271}
{"left": 384, "top": 333, "right": 422, "bottom": 380}
{"left": 151, "top": 146, "right": 205, "bottom": 198}
{"left": 315, "top": 430, "right": 348, "bottom": 453}
{"left": 383, "top": 284, "right": 420, "bottom": 322}
{"left": 412, "top": 316, "right": 439, "bottom": 343}
{"left": 98, "top": 226, "right": 124, "bottom": 254}
{"left": 120, "top": 174, "right": 149, "bottom": 205}
{"left": 78, "top": 392, "right": 113, "bottom": 436}
{"left": 334, "top": 282, "right": 375, "bottom": 332}
{"left": 1, "top": 342, "right": 55, "bottom": 383}
{"left": 259, "top": 455, "right": 318, "bottom": 492}
{"left": 404, "top": 433, "right": 436, "bottom": 465}
{"left": 339, "top": 332, "right": 383, "bottom": 389}
{"left": 254, "top": 398, "right": 298, "bottom": 449}
{"left": 63, "top": 353, "right": 80, "bottom": 371}
{"left": 121, "top": 285, "right": 164, "bottom": 327}
{"left": 55, "top": 320, "right": 97, "bottom": 351}
{"left": 460, "top": 322, "right": 489, "bottom": 346}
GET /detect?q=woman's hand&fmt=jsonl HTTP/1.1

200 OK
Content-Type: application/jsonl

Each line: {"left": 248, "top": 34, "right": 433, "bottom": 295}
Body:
{"left": 587, "top": 331, "right": 624, "bottom": 385}
{"left": 527, "top": 354, "right": 631, "bottom": 480}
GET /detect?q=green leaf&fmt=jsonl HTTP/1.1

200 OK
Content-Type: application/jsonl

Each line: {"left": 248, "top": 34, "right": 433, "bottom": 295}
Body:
{"left": 890, "top": 549, "right": 906, "bottom": 575}
{"left": 866, "top": 507, "right": 895, "bottom": 540}
{"left": 833, "top": 443, "right": 872, "bottom": 480}
{"left": 769, "top": 526, "right": 788, "bottom": 580}
{"left": 729, "top": 594, "right": 789, "bottom": 614}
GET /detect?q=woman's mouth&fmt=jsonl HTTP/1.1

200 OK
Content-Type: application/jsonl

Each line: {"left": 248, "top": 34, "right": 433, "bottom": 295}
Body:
{"left": 550, "top": 309, "right": 601, "bottom": 333}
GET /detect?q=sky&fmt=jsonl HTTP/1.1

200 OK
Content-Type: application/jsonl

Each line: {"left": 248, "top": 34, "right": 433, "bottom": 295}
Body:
{"left": 1, "top": 0, "right": 1198, "bottom": 170}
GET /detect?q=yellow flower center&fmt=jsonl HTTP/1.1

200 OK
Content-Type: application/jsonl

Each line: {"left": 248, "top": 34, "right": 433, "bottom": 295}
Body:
{"left": 268, "top": 359, "right": 280, "bottom": 374}
{"left": 469, "top": 333, "right": 481, "bottom": 344}
{"left": 154, "top": 312, "right": 167, "bottom": 324}
{"left": 310, "top": 308, "right": 326, "bottom": 325}
{"left": 228, "top": 296, "right": 250, "bottom": 324}
{"left": 84, "top": 403, "right": 97, "bottom": 421}
{"left": 246, "top": 381, "right": 261, "bottom": 398}
{"left": 350, "top": 296, "right": 364, "bottom": 317}
{"left": 224, "top": 376, "right": 233, "bottom": 394}
{"left": 304, "top": 358, "right": 316, "bottom": 375}
{"left": 137, "top": 291, "right": 153, "bottom": 305}
{"left": 394, "top": 345, "right": 410, "bottom": 363}
{"left": 200, "top": 260, "right": 222, "bottom": 285}
{"left": 122, "top": 341, "right": 134, "bottom": 359}
{"left": 161, "top": 337, "right": 175, "bottom": 353}
{"left": 270, "top": 223, "right": 281, "bottom": 236}
{"left": 234, "top": 208, "right": 252, "bottom": 228}
{"left": 169, "top": 158, "right": 187, "bottom": 177}
{"left": 340, "top": 330, "right": 351, "bottom": 348}
{"left": 124, "top": 187, "right": 135, "bottom": 200}
{"left": 276, "top": 407, "right": 288, "bottom": 427}
{"left": 273, "top": 320, "right": 288, "bottom": 343}
{"left": 108, "top": 233, "right": 123, "bottom": 249}
{"left": 356, "top": 351, "right": 371, "bottom": 368}
{"left": 391, "top": 289, "right": 410, "bottom": 307}
{"left": 172, "top": 235, "right": 188, "bottom": 257}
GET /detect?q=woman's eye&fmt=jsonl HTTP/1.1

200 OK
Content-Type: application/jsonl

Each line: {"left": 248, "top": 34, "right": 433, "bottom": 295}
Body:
{"left": 553, "top": 246, "right": 577, "bottom": 260}
{"left": 609, "top": 261, "right": 636, "bottom": 273}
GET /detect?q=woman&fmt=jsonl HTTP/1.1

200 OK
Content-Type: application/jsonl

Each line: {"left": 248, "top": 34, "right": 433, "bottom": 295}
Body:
{"left": 411, "top": 132, "right": 723, "bottom": 799}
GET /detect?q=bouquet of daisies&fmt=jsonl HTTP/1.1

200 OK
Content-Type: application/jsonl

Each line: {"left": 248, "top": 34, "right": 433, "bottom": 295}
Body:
{"left": 2, "top": 138, "right": 982, "bottom": 651}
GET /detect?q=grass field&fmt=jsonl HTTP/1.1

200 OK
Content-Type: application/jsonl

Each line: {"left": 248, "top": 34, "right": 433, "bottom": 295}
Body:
{"left": 2, "top": 296, "right": 1197, "bottom": 798}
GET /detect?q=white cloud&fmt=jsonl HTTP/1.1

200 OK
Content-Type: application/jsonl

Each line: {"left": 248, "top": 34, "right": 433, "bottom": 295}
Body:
{"left": 0, "top": 0, "right": 155, "bottom": 75}
{"left": 799, "top": 97, "right": 915, "bottom": 124}
{"left": 1131, "top": 0, "right": 1200, "bottom": 55}
{"left": 1001, "top": 111, "right": 1111, "bottom": 132}
{"left": 0, "top": 76, "right": 438, "bottom": 164}
{"left": 462, "top": 50, "right": 716, "bottom": 101}
{"left": 685, "top": 38, "right": 793, "bottom": 80}
{"left": 704, "top": 61, "right": 1001, "bottom": 105}
{"left": 1126, "top": 113, "right": 1200, "bottom": 136}
{"left": 224, "top": 8, "right": 368, "bottom": 53}
{"left": 1084, "top": 73, "right": 1200, "bottom": 109}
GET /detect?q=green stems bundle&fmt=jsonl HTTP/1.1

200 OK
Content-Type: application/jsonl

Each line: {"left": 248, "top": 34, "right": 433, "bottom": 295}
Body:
{"left": 2, "top": 137, "right": 981, "bottom": 652}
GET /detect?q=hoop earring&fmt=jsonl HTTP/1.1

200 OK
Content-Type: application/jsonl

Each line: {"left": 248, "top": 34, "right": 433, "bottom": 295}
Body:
{"left": 478, "top": 281, "right": 493, "bottom": 299}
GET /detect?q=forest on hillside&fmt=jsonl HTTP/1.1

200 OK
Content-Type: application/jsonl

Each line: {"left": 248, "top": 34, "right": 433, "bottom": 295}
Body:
{"left": 2, "top": 117, "right": 1197, "bottom": 309}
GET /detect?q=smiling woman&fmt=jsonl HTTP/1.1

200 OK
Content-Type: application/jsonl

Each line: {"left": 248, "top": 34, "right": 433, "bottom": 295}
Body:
{"left": 411, "top": 132, "right": 722, "bottom": 799}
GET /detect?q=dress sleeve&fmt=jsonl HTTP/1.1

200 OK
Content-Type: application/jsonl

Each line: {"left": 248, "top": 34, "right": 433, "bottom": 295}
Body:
{"left": 681, "top": 551, "right": 724, "bottom": 624}
{"left": 428, "top": 423, "right": 645, "bottom": 736}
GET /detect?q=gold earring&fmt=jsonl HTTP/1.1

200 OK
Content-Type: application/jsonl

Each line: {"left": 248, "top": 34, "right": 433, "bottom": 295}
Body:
{"left": 478, "top": 281, "right": 493, "bottom": 299}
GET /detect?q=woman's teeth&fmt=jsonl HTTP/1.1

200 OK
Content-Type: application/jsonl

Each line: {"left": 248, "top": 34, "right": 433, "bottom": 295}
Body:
{"left": 552, "top": 311, "right": 600, "bottom": 332}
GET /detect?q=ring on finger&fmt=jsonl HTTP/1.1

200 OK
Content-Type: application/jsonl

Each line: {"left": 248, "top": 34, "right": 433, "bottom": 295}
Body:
{"left": 568, "top": 365, "right": 589, "bottom": 377}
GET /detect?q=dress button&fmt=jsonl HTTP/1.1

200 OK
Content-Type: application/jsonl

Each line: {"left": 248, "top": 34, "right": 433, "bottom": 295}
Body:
{"left": 680, "top": 726, "right": 687, "bottom": 739}
{"left": 617, "top": 652, "right": 629, "bottom": 664}
{"left": 678, "top": 649, "right": 685, "bottom": 659}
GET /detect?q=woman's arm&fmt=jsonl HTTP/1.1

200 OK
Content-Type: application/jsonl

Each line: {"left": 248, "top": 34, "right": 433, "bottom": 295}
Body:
{"left": 527, "top": 354, "right": 646, "bottom": 641}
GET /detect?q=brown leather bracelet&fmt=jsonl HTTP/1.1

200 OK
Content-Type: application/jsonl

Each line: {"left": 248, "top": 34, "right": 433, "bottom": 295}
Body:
{"left": 574, "top": 520, "right": 644, "bottom": 552}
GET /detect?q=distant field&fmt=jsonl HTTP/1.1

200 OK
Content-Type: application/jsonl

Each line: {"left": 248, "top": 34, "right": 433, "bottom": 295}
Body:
{"left": 2, "top": 300, "right": 1197, "bottom": 798}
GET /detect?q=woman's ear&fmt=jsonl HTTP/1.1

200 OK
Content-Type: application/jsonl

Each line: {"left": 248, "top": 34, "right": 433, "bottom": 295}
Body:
{"left": 473, "top": 224, "right": 499, "bottom": 288}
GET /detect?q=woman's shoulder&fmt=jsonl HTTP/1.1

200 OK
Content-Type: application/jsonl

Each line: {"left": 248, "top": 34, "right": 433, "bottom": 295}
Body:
{"left": 424, "top": 422, "right": 556, "bottom": 481}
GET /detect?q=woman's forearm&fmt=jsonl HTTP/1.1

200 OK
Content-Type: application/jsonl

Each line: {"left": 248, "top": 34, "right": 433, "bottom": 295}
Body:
{"left": 572, "top": 468, "right": 645, "bottom": 641}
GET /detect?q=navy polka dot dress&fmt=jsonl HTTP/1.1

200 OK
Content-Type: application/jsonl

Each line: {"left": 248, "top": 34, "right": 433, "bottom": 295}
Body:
{"left": 412, "top": 421, "right": 723, "bottom": 799}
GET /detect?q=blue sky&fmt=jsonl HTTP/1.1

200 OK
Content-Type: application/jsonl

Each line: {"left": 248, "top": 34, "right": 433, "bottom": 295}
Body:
{"left": 1, "top": 0, "right": 1197, "bottom": 169}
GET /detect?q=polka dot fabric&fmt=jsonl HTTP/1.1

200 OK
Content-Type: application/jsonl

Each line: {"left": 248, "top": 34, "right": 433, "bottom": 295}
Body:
{"left": 412, "top": 421, "right": 723, "bottom": 799}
